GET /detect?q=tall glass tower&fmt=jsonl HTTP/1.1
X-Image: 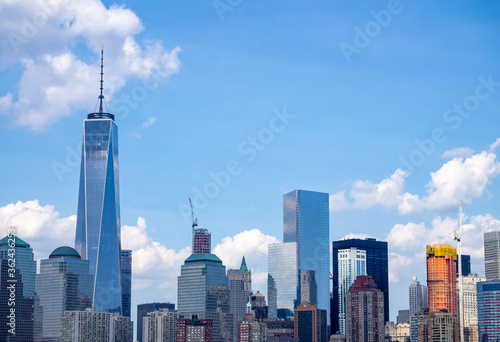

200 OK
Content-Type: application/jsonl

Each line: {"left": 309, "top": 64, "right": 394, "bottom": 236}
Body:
{"left": 75, "top": 50, "right": 122, "bottom": 314}
{"left": 283, "top": 190, "right": 330, "bottom": 316}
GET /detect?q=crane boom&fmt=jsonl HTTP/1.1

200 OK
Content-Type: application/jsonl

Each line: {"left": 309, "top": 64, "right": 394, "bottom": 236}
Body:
{"left": 189, "top": 199, "right": 198, "bottom": 252}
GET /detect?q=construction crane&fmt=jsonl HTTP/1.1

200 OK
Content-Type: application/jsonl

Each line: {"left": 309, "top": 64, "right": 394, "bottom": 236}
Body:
{"left": 189, "top": 198, "right": 198, "bottom": 251}
{"left": 454, "top": 199, "right": 464, "bottom": 342}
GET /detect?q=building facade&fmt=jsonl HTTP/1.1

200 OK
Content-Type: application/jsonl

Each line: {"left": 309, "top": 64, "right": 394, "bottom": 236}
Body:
{"left": 426, "top": 244, "right": 457, "bottom": 317}
{"left": 459, "top": 274, "right": 485, "bottom": 342}
{"left": 332, "top": 238, "right": 389, "bottom": 332}
{"left": 121, "top": 249, "right": 132, "bottom": 318}
{"left": 238, "top": 311, "right": 267, "bottom": 342}
{"left": 294, "top": 302, "right": 327, "bottom": 342}
{"left": 301, "top": 270, "right": 318, "bottom": 306}
{"left": 228, "top": 268, "right": 248, "bottom": 342}
{"left": 34, "top": 246, "right": 93, "bottom": 342}
{"left": 143, "top": 308, "right": 178, "bottom": 342}
{"left": 410, "top": 309, "right": 458, "bottom": 342}
{"left": 345, "top": 276, "right": 384, "bottom": 342}
{"left": 74, "top": 61, "right": 123, "bottom": 314}
{"left": 477, "top": 280, "right": 500, "bottom": 341}
{"left": 137, "top": 303, "right": 176, "bottom": 342}
{"left": 267, "top": 321, "right": 296, "bottom": 342}
{"left": 409, "top": 275, "right": 428, "bottom": 318}
{"left": 177, "top": 315, "right": 213, "bottom": 342}
{"left": 484, "top": 231, "right": 500, "bottom": 281}
{"left": 178, "top": 253, "right": 232, "bottom": 342}
{"left": 384, "top": 321, "right": 410, "bottom": 342}
{"left": 193, "top": 228, "right": 211, "bottom": 254}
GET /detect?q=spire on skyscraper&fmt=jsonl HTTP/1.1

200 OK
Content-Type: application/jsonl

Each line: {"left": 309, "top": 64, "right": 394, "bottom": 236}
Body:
{"left": 240, "top": 256, "right": 248, "bottom": 273}
{"left": 88, "top": 48, "right": 114, "bottom": 120}
{"left": 99, "top": 48, "right": 104, "bottom": 114}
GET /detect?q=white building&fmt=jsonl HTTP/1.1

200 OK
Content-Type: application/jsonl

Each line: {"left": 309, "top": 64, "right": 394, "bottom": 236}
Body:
{"left": 459, "top": 274, "right": 485, "bottom": 342}
{"left": 409, "top": 275, "right": 428, "bottom": 318}
{"left": 143, "top": 308, "right": 178, "bottom": 342}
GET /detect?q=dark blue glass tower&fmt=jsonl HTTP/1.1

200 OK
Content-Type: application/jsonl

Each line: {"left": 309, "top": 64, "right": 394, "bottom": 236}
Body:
{"left": 121, "top": 249, "right": 132, "bottom": 318}
{"left": 75, "top": 50, "right": 122, "bottom": 314}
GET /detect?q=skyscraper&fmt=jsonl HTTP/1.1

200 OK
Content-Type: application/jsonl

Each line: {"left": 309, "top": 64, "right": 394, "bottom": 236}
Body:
{"left": 177, "top": 315, "right": 214, "bottom": 342}
{"left": 332, "top": 238, "right": 389, "bottom": 332}
{"left": 337, "top": 247, "right": 366, "bottom": 335}
{"left": 411, "top": 309, "right": 459, "bottom": 342}
{"left": 426, "top": 244, "right": 458, "bottom": 316}
{"left": 121, "top": 249, "right": 132, "bottom": 318}
{"left": 137, "top": 302, "right": 176, "bottom": 342}
{"left": 34, "top": 246, "right": 93, "bottom": 342}
{"left": 345, "top": 276, "right": 384, "bottom": 342}
{"left": 300, "top": 270, "right": 318, "bottom": 306}
{"left": 294, "top": 302, "right": 327, "bottom": 342}
{"left": 177, "top": 253, "right": 233, "bottom": 342}
{"left": 283, "top": 190, "right": 330, "bottom": 316}
{"left": 457, "top": 254, "right": 471, "bottom": 277}
{"left": 484, "top": 231, "right": 500, "bottom": 281}
{"left": 476, "top": 280, "right": 500, "bottom": 342}
{"left": 268, "top": 242, "right": 299, "bottom": 320}
{"left": 227, "top": 268, "right": 247, "bottom": 342}
{"left": 240, "top": 256, "right": 252, "bottom": 298}
{"left": 74, "top": 50, "right": 122, "bottom": 314}
{"left": 459, "top": 274, "right": 485, "bottom": 342}
{"left": 193, "top": 228, "right": 211, "bottom": 254}
{"left": 0, "top": 235, "right": 36, "bottom": 342}
{"left": 409, "top": 275, "right": 428, "bottom": 318}
{"left": 142, "top": 308, "right": 178, "bottom": 342}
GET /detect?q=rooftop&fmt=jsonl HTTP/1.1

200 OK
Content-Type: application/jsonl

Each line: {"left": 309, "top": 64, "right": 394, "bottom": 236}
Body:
{"left": 49, "top": 246, "right": 81, "bottom": 259}
{"left": 185, "top": 253, "right": 222, "bottom": 264}
{"left": 0, "top": 235, "right": 30, "bottom": 248}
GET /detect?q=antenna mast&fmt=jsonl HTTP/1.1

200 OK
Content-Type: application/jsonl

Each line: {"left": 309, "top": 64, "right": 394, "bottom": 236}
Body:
{"left": 99, "top": 48, "right": 104, "bottom": 114}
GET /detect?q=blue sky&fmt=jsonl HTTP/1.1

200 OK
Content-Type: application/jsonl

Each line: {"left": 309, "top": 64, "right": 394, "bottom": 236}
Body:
{"left": 1, "top": 0, "right": 500, "bottom": 328}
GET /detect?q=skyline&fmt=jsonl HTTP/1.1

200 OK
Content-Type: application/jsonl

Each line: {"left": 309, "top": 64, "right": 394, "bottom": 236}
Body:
{"left": 1, "top": 0, "right": 500, "bottom": 327}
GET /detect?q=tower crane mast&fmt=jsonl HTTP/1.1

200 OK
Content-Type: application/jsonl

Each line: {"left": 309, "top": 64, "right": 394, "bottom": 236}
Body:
{"left": 189, "top": 198, "right": 198, "bottom": 252}
{"left": 454, "top": 199, "right": 464, "bottom": 342}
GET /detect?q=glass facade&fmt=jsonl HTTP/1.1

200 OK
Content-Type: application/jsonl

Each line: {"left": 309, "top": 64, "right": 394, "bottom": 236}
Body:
{"left": 477, "top": 281, "right": 500, "bottom": 341}
{"left": 283, "top": 190, "right": 330, "bottom": 317}
{"left": 34, "top": 247, "right": 93, "bottom": 342}
{"left": 121, "top": 249, "right": 132, "bottom": 318}
{"left": 177, "top": 253, "right": 233, "bottom": 342}
{"left": 75, "top": 118, "right": 122, "bottom": 314}
{"left": 268, "top": 242, "right": 299, "bottom": 320}
{"left": 484, "top": 231, "right": 500, "bottom": 281}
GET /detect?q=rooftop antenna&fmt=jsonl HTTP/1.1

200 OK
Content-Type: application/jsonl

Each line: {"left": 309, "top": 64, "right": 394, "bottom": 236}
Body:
{"left": 99, "top": 48, "right": 104, "bottom": 114}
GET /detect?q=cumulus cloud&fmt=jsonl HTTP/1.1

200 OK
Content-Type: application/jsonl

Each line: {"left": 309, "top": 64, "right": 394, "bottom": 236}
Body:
{"left": 490, "top": 138, "right": 500, "bottom": 152}
{"left": 0, "top": 0, "right": 181, "bottom": 130}
{"left": 441, "top": 147, "right": 475, "bottom": 159}
{"left": 130, "top": 116, "right": 157, "bottom": 139}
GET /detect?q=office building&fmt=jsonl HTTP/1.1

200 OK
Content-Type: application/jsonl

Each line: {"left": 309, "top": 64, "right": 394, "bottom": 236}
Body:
{"left": 384, "top": 321, "right": 410, "bottom": 342}
{"left": 409, "top": 276, "right": 428, "bottom": 318}
{"left": 426, "top": 244, "right": 457, "bottom": 316}
{"left": 332, "top": 238, "right": 388, "bottom": 333}
{"left": 457, "top": 254, "right": 471, "bottom": 277}
{"left": 459, "top": 274, "right": 485, "bottom": 342}
{"left": 177, "top": 253, "right": 232, "bottom": 342}
{"left": 74, "top": 51, "right": 122, "bottom": 314}
{"left": 137, "top": 303, "right": 176, "bottom": 342}
{"left": 238, "top": 310, "right": 267, "bottom": 342}
{"left": 0, "top": 235, "right": 36, "bottom": 342}
{"left": 240, "top": 256, "right": 252, "bottom": 299}
{"left": 268, "top": 242, "right": 299, "bottom": 320}
{"left": 410, "top": 309, "right": 458, "bottom": 342}
{"left": 301, "top": 270, "right": 318, "bottom": 306}
{"left": 283, "top": 190, "right": 330, "bottom": 317}
{"left": 227, "top": 268, "right": 247, "bottom": 342}
{"left": 484, "top": 231, "right": 500, "bottom": 281}
{"left": 121, "top": 249, "right": 132, "bottom": 318}
{"left": 345, "top": 276, "right": 384, "bottom": 342}
{"left": 177, "top": 314, "right": 213, "bottom": 342}
{"left": 337, "top": 247, "right": 366, "bottom": 335}
{"left": 477, "top": 280, "right": 500, "bottom": 341}
{"left": 34, "top": 246, "right": 93, "bottom": 342}
{"left": 61, "top": 308, "right": 133, "bottom": 342}
{"left": 294, "top": 302, "right": 327, "bottom": 342}
{"left": 142, "top": 308, "right": 178, "bottom": 342}
{"left": 397, "top": 310, "right": 410, "bottom": 324}
{"left": 193, "top": 228, "right": 211, "bottom": 254}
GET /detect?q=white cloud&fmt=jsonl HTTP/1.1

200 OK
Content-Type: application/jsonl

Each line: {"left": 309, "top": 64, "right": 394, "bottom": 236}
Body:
{"left": 388, "top": 253, "right": 413, "bottom": 283}
{"left": 130, "top": 116, "right": 158, "bottom": 139}
{"left": 340, "top": 233, "right": 374, "bottom": 241}
{"left": 329, "top": 191, "right": 351, "bottom": 211}
{"left": 441, "top": 147, "right": 475, "bottom": 159}
{"left": 0, "top": 0, "right": 181, "bottom": 130}
{"left": 490, "top": 138, "right": 500, "bottom": 152}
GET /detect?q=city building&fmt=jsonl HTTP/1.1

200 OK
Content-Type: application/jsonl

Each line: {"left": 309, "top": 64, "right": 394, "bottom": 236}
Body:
{"left": 459, "top": 274, "right": 485, "bottom": 342}
{"left": 267, "top": 321, "right": 296, "bottom": 342}
{"left": 137, "top": 303, "right": 176, "bottom": 342}
{"left": 238, "top": 309, "right": 267, "bottom": 342}
{"left": 142, "top": 308, "right": 178, "bottom": 342}
{"left": 426, "top": 244, "right": 458, "bottom": 316}
{"left": 121, "top": 249, "right": 132, "bottom": 318}
{"left": 294, "top": 302, "right": 327, "bottom": 342}
{"left": 34, "top": 246, "right": 93, "bottom": 342}
{"left": 250, "top": 291, "right": 268, "bottom": 321}
{"left": 409, "top": 276, "right": 428, "bottom": 318}
{"left": 457, "top": 254, "right": 471, "bottom": 277}
{"left": 337, "top": 247, "right": 366, "bottom": 335}
{"left": 345, "top": 276, "right": 384, "bottom": 342}
{"left": 240, "top": 256, "right": 252, "bottom": 298}
{"left": 74, "top": 51, "right": 123, "bottom": 314}
{"left": 477, "top": 280, "right": 500, "bottom": 341}
{"left": 283, "top": 190, "right": 330, "bottom": 317}
{"left": 384, "top": 321, "right": 410, "bottom": 342}
{"left": 301, "top": 270, "right": 318, "bottom": 306}
{"left": 228, "top": 268, "right": 247, "bottom": 341}
{"left": 484, "top": 231, "right": 500, "bottom": 281}
{"left": 410, "top": 309, "right": 458, "bottom": 342}
{"left": 177, "top": 314, "right": 213, "bottom": 342}
{"left": 177, "top": 253, "right": 233, "bottom": 342}
{"left": 332, "top": 238, "right": 389, "bottom": 332}
{"left": 397, "top": 310, "right": 409, "bottom": 324}
{"left": 61, "top": 308, "right": 133, "bottom": 342}
{"left": 193, "top": 228, "right": 211, "bottom": 254}
{"left": 268, "top": 242, "right": 299, "bottom": 320}
{"left": 0, "top": 235, "right": 36, "bottom": 342}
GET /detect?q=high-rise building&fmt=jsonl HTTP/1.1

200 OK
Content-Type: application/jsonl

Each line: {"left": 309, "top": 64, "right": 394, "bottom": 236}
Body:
{"left": 74, "top": 51, "right": 122, "bottom": 314}
{"left": 61, "top": 308, "right": 133, "bottom": 342}
{"left": 193, "top": 228, "right": 211, "bottom": 254}
{"left": 121, "top": 249, "right": 132, "bottom": 318}
{"left": 476, "top": 280, "right": 500, "bottom": 341}
{"left": 34, "top": 246, "right": 93, "bottom": 342}
{"left": 332, "top": 238, "right": 388, "bottom": 333}
{"left": 293, "top": 302, "right": 327, "bottom": 342}
{"left": 228, "top": 268, "right": 247, "bottom": 342}
{"left": 426, "top": 244, "right": 458, "bottom": 316}
{"left": 143, "top": 308, "right": 178, "bottom": 342}
{"left": 484, "top": 231, "right": 500, "bottom": 281}
{"left": 137, "top": 302, "right": 176, "bottom": 342}
{"left": 410, "top": 309, "right": 459, "bottom": 342}
{"left": 268, "top": 242, "right": 299, "bottom": 320}
{"left": 397, "top": 310, "right": 410, "bottom": 324}
{"left": 177, "top": 314, "right": 213, "bottom": 342}
{"left": 384, "top": 321, "right": 410, "bottom": 342}
{"left": 337, "top": 247, "right": 366, "bottom": 335}
{"left": 250, "top": 291, "right": 268, "bottom": 321}
{"left": 177, "top": 253, "right": 233, "bottom": 342}
{"left": 409, "top": 275, "right": 428, "bottom": 318}
{"left": 0, "top": 235, "right": 36, "bottom": 342}
{"left": 240, "top": 256, "right": 252, "bottom": 298}
{"left": 345, "top": 276, "right": 384, "bottom": 342}
{"left": 459, "top": 274, "right": 485, "bottom": 342}
{"left": 457, "top": 254, "right": 471, "bottom": 277}
{"left": 267, "top": 321, "right": 296, "bottom": 342}
{"left": 283, "top": 190, "right": 330, "bottom": 317}
{"left": 238, "top": 309, "right": 267, "bottom": 342}
{"left": 300, "top": 270, "right": 318, "bottom": 306}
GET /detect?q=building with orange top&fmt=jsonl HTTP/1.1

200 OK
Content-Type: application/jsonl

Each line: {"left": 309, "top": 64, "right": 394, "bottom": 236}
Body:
{"left": 426, "top": 244, "right": 458, "bottom": 317}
